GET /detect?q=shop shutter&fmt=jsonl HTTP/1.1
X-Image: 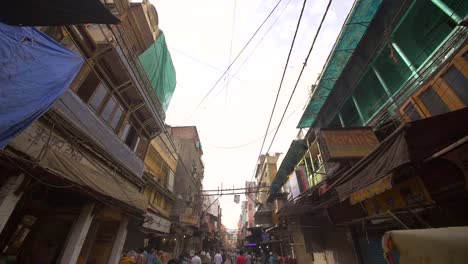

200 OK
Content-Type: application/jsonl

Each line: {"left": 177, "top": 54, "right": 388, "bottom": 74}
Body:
{"left": 357, "top": 235, "right": 387, "bottom": 264}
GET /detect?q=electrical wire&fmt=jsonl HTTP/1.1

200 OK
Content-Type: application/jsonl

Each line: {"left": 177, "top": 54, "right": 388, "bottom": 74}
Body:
{"left": 249, "top": 0, "right": 308, "bottom": 191}
{"left": 225, "top": 0, "right": 237, "bottom": 106}
{"left": 214, "top": 0, "right": 294, "bottom": 98}
{"left": 206, "top": 102, "right": 301, "bottom": 149}
{"left": 184, "top": 0, "right": 284, "bottom": 122}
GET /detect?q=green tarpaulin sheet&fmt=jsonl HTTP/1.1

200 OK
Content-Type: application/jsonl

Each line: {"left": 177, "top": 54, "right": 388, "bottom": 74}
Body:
{"left": 139, "top": 32, "right": 176, "bottom": 111}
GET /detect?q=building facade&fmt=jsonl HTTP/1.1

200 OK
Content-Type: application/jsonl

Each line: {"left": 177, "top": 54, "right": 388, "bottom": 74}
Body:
{"left": 0, "top": 0, "right": 178, "bottom": 263}
{"left": 265, "top": 0, "right": 468, "bottom": 263}
{"left": 169, "top": 126, "right": 205, "bottom": 255}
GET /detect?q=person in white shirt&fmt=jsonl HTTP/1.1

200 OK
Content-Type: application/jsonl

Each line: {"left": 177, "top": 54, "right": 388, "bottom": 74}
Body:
{"left": 214, "top": 251, "right": 223, "bottom": 264}
{"left": 191, "top": 251, "right": 202, "bottom": 264}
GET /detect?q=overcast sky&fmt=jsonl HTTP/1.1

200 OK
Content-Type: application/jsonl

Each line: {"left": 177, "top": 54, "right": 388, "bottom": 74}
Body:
{"left": 153, "top": 0, "right": 354, "bottom": 229}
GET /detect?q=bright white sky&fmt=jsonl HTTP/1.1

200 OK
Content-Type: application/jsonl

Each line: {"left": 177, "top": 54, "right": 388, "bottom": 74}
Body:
{"left": 153, "top": 0, "right": 354, "bottom": 229}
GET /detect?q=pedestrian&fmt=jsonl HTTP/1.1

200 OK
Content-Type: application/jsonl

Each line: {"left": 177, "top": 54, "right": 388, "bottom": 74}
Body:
{"left": 191, "top": 251, "right": 202, "bottom": 264}
{"left": 214, "top": 251, "right": 223, "bottom": 264}
{"left": 236, "top": 250, "right": 247, "bottom": 264}
{"left": 246, "top": 252, "right": 252, "bottom": 264}
{"left": 120, "top": 252, "right": 136, "bottom": 264}
{"left": 268, "top": 252, "right": 277, "bottom": 264}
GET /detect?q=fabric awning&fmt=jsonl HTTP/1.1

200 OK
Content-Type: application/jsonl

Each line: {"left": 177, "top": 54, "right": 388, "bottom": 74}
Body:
{"left": 39, "top": 149, "right": 148, "bottom": 213}
{"left": 383, "top": 227, "right": 468, "bottom": 264}
{"left": 335, "top": 107, "right": 468, "bottom": 202}
{"left": 1, "top": 0, "right": 119, "bottom": 26}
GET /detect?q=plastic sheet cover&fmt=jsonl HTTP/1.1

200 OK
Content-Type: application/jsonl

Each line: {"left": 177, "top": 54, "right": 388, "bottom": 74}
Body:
{"left": 139, "top": 32, "right": 177, "bottom": 111}
{"left": 0, "top": 23, "right": 84, "bottom": 148}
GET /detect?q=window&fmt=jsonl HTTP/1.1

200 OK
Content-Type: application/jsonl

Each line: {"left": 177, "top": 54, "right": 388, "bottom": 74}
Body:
{"left": 75, "top": 70, "right": 100, "bottom": 102}
{"left": 125, "top": 126, "right": 140, "bottom": 151}
{"left": 167, "top": 170, "right": 175, "bottom": 192}
{"left": 442, "top": 66, "right": 468, "bottom": 105}
{"left": 89, "top": 84, "right": 108, "bottom": 111}
{"left": 418, "top": 87, "right": 450, "bottom": 116}
{"left": 403, "top": 103, "right": 422, "bottom": 121}
{"left": 119, "top": 121, "right": 131, "bottom": 140}
{"left": 135, "top": 136, "right": 149, "bottom": 159}
{"left": 110, "top": 106, "right": 123, "bottom": 129}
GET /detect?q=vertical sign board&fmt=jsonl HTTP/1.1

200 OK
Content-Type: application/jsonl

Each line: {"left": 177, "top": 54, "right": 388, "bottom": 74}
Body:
{"left": 234, "top": 195, "right": 240, "bottom": 204}
{"left": 318, "top": 128, "right": 380, "bottom": 162}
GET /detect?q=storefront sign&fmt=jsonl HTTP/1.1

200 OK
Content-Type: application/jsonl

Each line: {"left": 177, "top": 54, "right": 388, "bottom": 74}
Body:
{"left": 318, "top": 128, "right": 379, "bottom": 161}
{"left": 350, "top": 176, "right": 393, "bottom": 205}
{"left": 143, "top": 212, "right": 171, "bottom": 233}
{"left": 180, "top": 213, "right": 199, "bottom": 226}
{"left": 363, "top": 176, "right": 432, "bottom": 216}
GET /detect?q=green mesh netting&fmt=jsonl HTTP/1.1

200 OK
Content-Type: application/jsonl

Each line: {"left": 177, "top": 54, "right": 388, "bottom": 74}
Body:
{"left": 139, "top": 32, "right": 176, "bottom": 111}
{"left": 297, "top": 0, "right": 383, "bottom": 128}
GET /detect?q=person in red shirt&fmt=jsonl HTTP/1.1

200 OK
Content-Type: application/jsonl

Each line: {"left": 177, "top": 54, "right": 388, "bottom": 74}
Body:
{"left": 236, "top": 250, "right": 247, "bottom": 264}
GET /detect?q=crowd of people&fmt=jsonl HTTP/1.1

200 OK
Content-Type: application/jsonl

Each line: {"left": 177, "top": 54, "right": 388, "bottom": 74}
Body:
{"left": 119, "top": 248, "right": 297, "bottom": 264}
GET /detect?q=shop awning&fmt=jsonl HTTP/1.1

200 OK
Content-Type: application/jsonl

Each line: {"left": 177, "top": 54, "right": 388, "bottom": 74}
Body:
{"left": 1, "top": 0, "right": 119, "bottom": 26}
{"left": 270, "top": 140, "right": 307, "bottom": 194}
{"left": 335, "top": 107, "right": 468, "bottom": 202}
{"left": 39, "top": 149, "right": 148, "bottom": 213}
{"left": 383, "top": 227, "right": 468, "bottom": 264}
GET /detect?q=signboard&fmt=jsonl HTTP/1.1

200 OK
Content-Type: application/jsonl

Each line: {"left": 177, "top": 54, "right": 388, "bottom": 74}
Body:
{"left": 318, "top": 128, "right": 379, "bottom": 161}
{"left": 234, "top": 195, "right": 240, "bottom": 204}
{"left": 363, "top": 176, "right": 432, "bottom": 216}
{"left": 143, "top": 212, "right": 171, "bottom": 233}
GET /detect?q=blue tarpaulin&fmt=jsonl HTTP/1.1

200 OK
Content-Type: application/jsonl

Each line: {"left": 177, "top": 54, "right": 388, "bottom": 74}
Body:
{"left": 0, "top": 23, "right": 84, "bottom": 148}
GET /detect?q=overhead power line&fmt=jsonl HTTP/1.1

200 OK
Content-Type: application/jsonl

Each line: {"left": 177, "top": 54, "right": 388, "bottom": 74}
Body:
{"left": 249, "top": 0, "right": 308, "bottom": 185}
{"left": 254, "top": 0, "right": 333, "bottom": 198}
{"left": 184, "top": 0, "right": 284, "bottom": 121}
{"left": 214, "top": 0, "right": 294, "bottom": 98}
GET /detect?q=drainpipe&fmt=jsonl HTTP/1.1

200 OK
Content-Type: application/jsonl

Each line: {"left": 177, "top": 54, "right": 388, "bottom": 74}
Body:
{"left": 391, "top": 42, "right": 420, "bottom": 79}
{"left": 352, "top": 96, "right": 365, "bottom": 125}
{"left": 430, "top": 0, "right": 462, "bottom": 24}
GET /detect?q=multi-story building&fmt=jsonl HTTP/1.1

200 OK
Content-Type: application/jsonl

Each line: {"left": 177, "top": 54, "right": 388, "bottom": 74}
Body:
{"left": 201, "top": 196, "right": 222, "bottom": 252}
{"left": 269, "top": 0, "right": 468, "bottom": 263}
{"left": 245, "top": 181, "right": 256, "bottom": 228}
{"left": 169, "top": 126, "right": 205, "bottom": 254}
{"left": 253, "top": 153, "right": 281, "bottom": 227}
{"left": 0, "top": 0, "right": 177, "bottom": 263}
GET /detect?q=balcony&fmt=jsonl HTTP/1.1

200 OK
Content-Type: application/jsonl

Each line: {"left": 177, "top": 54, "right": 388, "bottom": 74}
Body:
{"left": 53, "top": 90, "right": 144, "bottom": 176}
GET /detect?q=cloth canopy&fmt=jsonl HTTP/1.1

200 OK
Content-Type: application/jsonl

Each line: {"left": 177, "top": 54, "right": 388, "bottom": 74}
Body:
{"left": 383, "top": 227, "right": 468, "bottom": 264}
{"left": 335, "top": 107, "right": 468, "bottom": 202}
{"left": 1, "top": 0, "right": 119, "bottom": 26}
{"left": 0, "top": 23, "right": 83, "bottom": 148}
{"left": 39, "top": 149, "right": 148, "bottom": 213}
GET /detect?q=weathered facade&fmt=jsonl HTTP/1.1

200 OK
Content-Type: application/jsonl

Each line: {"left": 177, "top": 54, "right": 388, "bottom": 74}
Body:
{"left": 169, "top": 126, "right": 205, "bottom": 255}
{"left": 262, "top": 0, "right": 468, "bottom": 263}
{"left": 0, "top": 0, "right": 179, "bottom": 263}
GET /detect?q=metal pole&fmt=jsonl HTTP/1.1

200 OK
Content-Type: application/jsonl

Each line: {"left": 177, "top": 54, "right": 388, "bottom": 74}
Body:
{"left": 430, "top": 0, "right": 462, "bottom": 23}
{"left": 351, "top": 96, "right": 365, "bottom": 125}
{"left": 338, "top": 112, "right": 345, "bottom": 127}
{"left": 371, "top": 66, "right": 397, "bottom": 108}
{"left": 391, "top": 42, "right": 420, "bottom": 79}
